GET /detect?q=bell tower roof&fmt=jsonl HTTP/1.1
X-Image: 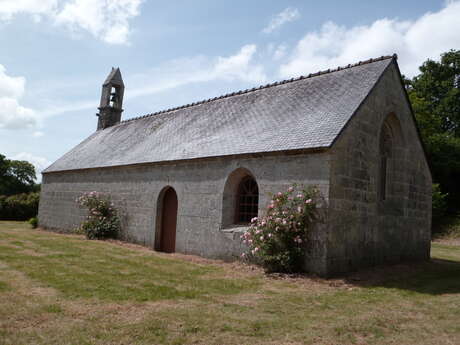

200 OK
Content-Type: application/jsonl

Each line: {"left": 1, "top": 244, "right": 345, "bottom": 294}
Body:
{"left": 97, "top": 67, "right": 125, "bottom": 130}
{"left": 103, "top": 67, "right": 124, "bottom": 86}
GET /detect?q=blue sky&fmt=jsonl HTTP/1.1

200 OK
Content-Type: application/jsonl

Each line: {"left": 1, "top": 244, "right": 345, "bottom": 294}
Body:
{"left": 0, "top": 0, "right": 459, "bottom": 180}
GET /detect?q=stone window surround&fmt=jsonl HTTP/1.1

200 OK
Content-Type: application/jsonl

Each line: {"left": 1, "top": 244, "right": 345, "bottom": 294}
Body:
{"left": 378, "top": 112, "right": 404, "bottom": 202}
{"left": 221, "top": 167, "right": 259, "bottom": 232}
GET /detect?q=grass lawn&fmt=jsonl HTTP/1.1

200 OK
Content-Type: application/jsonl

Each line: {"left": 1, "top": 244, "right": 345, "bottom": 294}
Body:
{"left": 1, "top": 221, "right": 460, "bottom": 345}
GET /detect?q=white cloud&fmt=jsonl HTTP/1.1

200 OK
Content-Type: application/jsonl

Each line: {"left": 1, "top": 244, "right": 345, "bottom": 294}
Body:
{"left": 263, "top": 7, "right": 300, "bottom": 34}
{"left": 11, "top": 152, "right": 51, "bottom": 179}
{"left": 129, "top": 44, "right": 267, "bottom": 99}
{"left": 55, "top": 0, "right": 142, "bottom": 45}
{"left": 280, "top": 1, "right": 460, "bottom": 78}
{"left": 0, "top": 0, "right": 58, "bottom": 21}
{"left": 0, "top": 0, "right": 142, "bottom": 44}
{"left": 0, "top": 65, "right": 25, "bottom": 98}
{"left": 213, "top": 44, "right": 266, "bottom": 83}
{"left": 33, "top": 131, "right": 44, "bottom": 137}
{"left": 273, "top": 44, "right": 287, "bottom": 60}
{"left": 0, "top": 65, "right": 38, "bottom": 129}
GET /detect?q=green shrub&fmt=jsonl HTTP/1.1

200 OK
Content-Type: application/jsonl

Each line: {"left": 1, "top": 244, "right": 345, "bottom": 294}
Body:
{"left": 241, "top": 185, "right": 319, "bottom": 273}
{"left": 77, "top": 192, "right": 120, "bottom": 240}
{"left": 28, "top": 217, "right": 38, "bottom": 228}
{"left": 0, "top": 192, "right": 39, "bottom": 220}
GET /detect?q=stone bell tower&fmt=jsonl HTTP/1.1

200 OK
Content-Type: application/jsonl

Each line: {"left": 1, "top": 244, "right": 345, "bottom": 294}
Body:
{"left": 97, "top": 67, "right": 124, "bottom": 130}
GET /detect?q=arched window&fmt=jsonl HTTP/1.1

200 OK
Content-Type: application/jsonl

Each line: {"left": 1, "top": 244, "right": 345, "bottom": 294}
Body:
{"left": 221, "top": 168, "right": 259, "bottom": 228}
{"left": 378, "top": 113, "right": 403, "bottom": 201}
{"left": 235, "top": 176, "right": 259, "bottom": 224}
{"left": 379, "top": 123, "right": 393, "bottom": 200}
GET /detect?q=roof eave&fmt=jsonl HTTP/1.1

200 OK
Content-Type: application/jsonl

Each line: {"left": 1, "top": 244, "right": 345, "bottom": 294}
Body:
{"left": 42, "top": 146, "right": 330, "bottom": 175}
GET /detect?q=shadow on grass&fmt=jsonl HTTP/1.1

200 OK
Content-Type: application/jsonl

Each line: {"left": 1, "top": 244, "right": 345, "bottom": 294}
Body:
{"left": 342, "top": 258, "right": 460, "bottom": 295}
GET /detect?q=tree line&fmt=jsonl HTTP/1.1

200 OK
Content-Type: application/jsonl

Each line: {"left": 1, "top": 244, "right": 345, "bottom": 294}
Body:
{"left": 0, "top": 154, "right": 39, "bottom": 220}
{"left": 405, "top": 49, "right": 460, "bottom": 223}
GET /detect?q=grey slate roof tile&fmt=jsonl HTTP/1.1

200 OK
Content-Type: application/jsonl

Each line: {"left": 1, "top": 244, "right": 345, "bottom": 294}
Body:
{"left": 44, "top": 56, "right": 394, "bottom": 173}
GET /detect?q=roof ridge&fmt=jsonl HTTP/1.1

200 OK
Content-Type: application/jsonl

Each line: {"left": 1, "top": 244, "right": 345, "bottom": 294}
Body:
{"left": 120, "top": 54, "right": 396, "bottom": 124}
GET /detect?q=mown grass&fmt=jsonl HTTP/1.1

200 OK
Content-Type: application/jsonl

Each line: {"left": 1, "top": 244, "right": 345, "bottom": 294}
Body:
{"left": 1, "top": 221, "right": 460, "bottom": 345}
{"left": 0, "top": 223, "right": 258, "bottom": 302}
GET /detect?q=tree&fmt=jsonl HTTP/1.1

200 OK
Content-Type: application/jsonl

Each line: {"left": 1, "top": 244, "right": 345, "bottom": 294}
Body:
{"left": 0, "top": 154, "right": 37, "bottom": 196}
{"left": 9, "top": 160, "right": 36, "bottom": 186}
{"left": 406, "top": 50, "right": 460, "bottom": 213}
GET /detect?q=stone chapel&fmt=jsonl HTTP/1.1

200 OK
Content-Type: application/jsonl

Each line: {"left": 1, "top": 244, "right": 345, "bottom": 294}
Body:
{"left": 38, "top": 55, "right": 432, "bottom": 276}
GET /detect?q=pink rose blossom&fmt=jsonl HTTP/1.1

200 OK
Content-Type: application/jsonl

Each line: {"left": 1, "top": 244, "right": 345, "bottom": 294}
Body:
{"left": 288, "top": 186, "right": 294, "bottom": 192}
{"left": 305, "top": 199, "right": 312, "bottom": 204}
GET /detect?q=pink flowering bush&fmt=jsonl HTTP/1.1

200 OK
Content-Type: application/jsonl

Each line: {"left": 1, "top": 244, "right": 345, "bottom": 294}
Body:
{"left": 76, "top": 191, "right": 120, "bottom": 240}
{"left": 241, "top": 185, "right": 319, "bottom": 273}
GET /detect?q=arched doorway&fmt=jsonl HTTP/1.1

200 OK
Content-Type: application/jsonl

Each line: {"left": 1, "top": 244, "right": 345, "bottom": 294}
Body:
{"left": 156, "top": 187, "right": 178, "bottom": 253}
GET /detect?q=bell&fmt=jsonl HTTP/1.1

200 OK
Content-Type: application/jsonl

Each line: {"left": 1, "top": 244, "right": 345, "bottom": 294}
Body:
{"left": 110, "top": 93, "right": 118, "bottom": 103}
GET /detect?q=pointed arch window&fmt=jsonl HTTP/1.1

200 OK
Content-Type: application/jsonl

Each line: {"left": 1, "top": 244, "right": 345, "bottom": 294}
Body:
{"left": 235, "top": 176, "right": 259, "bottom": 224}
{"left": 378, "top": 113, "right": 404, "bottom": 202}
{"left": 379, "top": 123, "right": 392, "bottom": 200}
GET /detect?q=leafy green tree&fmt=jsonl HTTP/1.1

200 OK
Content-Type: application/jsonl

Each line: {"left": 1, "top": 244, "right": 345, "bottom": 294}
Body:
{"left": 0, "top": 154, "right": 37, "bottom": 196}
{"left": 9, "top": 160, "right": 36, "bottom": 186}
{"left": 406, "top": 50, "right": 460, "bottom": 213}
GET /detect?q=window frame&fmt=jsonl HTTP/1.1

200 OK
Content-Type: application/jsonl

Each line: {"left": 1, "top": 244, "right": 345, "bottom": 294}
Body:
{"left": 234, "top": 176, "right": 259, "bottom": 224}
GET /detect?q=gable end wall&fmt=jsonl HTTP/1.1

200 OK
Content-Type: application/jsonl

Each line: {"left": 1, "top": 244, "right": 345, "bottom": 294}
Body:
{"left": 327, "top": 61, "right": 432, "bottom": 275}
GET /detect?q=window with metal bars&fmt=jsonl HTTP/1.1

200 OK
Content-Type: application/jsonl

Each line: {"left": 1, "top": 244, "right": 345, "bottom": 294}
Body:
{"left": 235, "top": 176, "right": 259, "bottom": 224}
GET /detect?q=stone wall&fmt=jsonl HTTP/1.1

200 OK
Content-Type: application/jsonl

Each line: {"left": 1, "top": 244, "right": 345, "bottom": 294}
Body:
{"left": 327, "top": 61, "right": 432, "bottom": 275}
{"left": 39, "top": 152, "right": 330, "bottom": 267}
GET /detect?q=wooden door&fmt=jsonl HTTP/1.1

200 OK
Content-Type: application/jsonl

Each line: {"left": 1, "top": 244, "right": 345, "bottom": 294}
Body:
{"left": 160, "top": 188, "right": 177, "bottom": 253}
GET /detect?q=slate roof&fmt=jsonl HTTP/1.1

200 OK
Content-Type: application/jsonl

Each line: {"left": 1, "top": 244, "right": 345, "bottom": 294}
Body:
{"left": 44, "top": 55, "right": 395, "bottom": 173}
